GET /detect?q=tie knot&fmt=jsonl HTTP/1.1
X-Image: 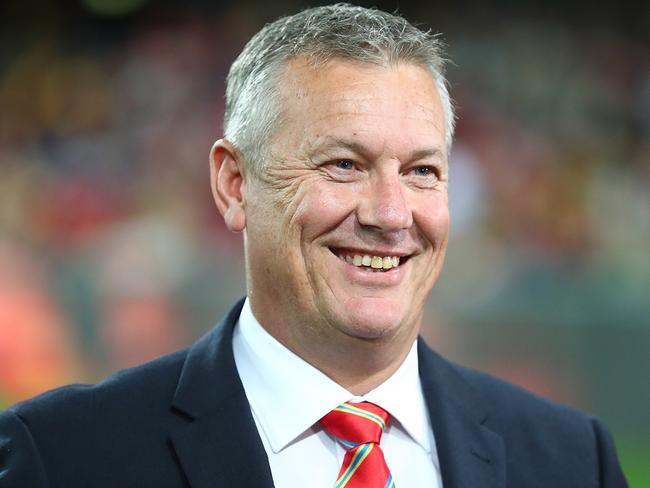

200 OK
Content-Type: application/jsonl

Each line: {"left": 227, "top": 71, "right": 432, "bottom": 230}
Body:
{"left": 320, "top": 402, "right": 390, "bottom": 449}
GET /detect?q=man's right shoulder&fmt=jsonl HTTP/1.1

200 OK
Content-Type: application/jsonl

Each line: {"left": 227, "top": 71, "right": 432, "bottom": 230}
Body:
{"left": 3, "top": 347, "right": 190, "bottom": 426}
{"left": 0, "top": 347, "right": 202, "bottom": 487}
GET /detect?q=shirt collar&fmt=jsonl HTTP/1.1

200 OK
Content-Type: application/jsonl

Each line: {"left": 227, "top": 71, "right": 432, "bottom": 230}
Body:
{"left": 233, "top": 298, "right": 432, "bottom": 453}
{"left": 361, "top": 341, "right": 432, "bottom": 452}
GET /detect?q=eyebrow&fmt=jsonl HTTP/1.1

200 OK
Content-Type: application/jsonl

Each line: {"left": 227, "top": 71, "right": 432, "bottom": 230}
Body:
{"left": 408, "top": 148, "right": 444, "bottom": 162}
{"left": 311, "top": 137, "right": 367, "bottom": 157}
{"left": 311, "top": 137, "right": 444, "bottom": 163}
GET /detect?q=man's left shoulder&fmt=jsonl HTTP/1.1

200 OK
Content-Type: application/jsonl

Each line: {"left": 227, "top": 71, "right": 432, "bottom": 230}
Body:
{"left": 418, "top": 341, "right": 628, "bottom": 486}
{"left": 419, "top": 339, "right": 604, "bottom": 432}
{"left": 454, "top": 360, "right": 600, "bottom": 432}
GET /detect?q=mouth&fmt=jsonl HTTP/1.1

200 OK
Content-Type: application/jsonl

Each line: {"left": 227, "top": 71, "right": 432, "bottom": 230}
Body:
{"left": 329, "top": 247, "right": 412, "bottom": 272}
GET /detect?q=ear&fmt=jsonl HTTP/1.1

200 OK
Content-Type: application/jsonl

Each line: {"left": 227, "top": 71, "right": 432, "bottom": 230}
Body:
{"left": 210, "top": 139, "right": 247, "bottom": 233}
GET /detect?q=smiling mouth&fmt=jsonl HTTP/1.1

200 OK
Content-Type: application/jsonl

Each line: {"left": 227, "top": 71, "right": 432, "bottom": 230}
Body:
{"left": 329, "top": 248, "right": 411, "bottom": 272}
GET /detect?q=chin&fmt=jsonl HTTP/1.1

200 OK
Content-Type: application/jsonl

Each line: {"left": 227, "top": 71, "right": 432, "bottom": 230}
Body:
{"left": 329, "top": 299, "right": 412, "bottom": 342}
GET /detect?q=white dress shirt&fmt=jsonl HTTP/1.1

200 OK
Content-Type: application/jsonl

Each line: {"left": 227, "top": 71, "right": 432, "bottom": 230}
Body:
{"left": 232, "top": 298, "right": 443, "bottom": 487}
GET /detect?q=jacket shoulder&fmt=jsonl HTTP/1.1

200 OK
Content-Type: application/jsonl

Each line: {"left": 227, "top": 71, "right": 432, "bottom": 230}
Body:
{"left": 9, "top": 347, "right": 189, "bottom": 423}
{"left": 452, "top": 361, "right": 595, "bottom": 431}
{"left": 3, "top": 347, "right": 191, "bottom": 465}
{"left": 1, "top": 348, "right": 193, "bottom": 487}
{"left": 426, "top": 353, "right": 627, "bottom": 486}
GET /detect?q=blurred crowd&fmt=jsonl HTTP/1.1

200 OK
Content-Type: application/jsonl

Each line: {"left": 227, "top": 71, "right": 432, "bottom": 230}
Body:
{"left": 0, "top": 1, "right": 648, "bottom": 478}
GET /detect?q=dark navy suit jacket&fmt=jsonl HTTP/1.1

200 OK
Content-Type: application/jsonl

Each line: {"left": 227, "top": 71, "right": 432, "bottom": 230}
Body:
{"left": 0, "top": 299, "right": 627, "bottom": 487}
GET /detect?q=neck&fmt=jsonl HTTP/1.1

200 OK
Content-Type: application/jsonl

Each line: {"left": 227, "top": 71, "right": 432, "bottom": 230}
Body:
{"left": 265, "top": 312, "right": 418, "bottom": 396}
{"left": 307, "top": 343, "right": 414, "bottom": 395}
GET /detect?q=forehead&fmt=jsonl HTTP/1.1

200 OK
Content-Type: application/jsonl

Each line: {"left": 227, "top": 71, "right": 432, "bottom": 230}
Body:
{"left": 272, "top": 57, "right": 445, "bottom": 156}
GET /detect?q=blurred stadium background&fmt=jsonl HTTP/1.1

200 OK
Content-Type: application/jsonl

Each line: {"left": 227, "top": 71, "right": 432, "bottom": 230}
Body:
{"left": 1, "top": 0, "right": 648, "bottom": 483}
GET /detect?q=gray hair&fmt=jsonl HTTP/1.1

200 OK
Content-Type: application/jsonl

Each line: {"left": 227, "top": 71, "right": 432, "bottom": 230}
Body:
{"left": 224, "top": 3, "right": 455, "bottom": 174}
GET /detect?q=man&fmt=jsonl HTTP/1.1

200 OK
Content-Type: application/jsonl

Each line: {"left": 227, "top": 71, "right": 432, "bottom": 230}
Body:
{"left": 0, "top": 4, "right": 627, "bottom": 487}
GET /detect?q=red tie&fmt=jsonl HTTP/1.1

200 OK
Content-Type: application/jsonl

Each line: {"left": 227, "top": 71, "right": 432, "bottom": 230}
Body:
{"left": 320, "top": 402, "right": 395, "bottom": 488}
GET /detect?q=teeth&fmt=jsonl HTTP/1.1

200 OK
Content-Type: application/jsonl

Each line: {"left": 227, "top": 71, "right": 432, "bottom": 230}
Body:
{"left": 340, "top": 253, "right": 402, "bottom": 270}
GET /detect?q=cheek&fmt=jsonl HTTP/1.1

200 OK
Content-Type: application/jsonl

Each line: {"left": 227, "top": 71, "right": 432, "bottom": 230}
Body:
{"left": 294, "top": 183, "right": 358, "bottom": 238}
{"left": 414, "top": 196, "right": 450, "bottom": 246}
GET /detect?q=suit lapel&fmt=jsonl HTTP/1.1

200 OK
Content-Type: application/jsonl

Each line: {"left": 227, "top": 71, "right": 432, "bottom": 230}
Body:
{"left": 170, "top": 299, "right": 275, "bottom": 488}
{"left": 418, "top": 341, "right": 506, "bottom": 488}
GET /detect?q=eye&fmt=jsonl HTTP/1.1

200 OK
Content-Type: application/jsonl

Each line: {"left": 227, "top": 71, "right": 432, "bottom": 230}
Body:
{"left": 321, "top": 158, "right": 361, "bottom": 182}
{"left": 412, "top": 166, "right": 437, "bottom": 177}
{"left": 405, "top": 164, "right": 443, "bottom": 188}
{"left": 333, "top": 159, "right": 354, "bottom": 170}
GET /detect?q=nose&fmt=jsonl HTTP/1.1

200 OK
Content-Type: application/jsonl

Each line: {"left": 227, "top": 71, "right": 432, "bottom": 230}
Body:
{"left": 356, "top": 173, "right": 413, "bottom": 232}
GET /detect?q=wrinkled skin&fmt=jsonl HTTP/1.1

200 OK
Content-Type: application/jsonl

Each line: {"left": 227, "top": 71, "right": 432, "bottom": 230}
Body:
{"left": 212, "top": 58, "right": 449, "bottom": 392}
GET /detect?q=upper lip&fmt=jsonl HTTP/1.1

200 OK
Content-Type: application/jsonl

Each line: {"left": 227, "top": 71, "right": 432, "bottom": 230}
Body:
{"left": 328, "top": 246, "right": 415, "bottom": 257}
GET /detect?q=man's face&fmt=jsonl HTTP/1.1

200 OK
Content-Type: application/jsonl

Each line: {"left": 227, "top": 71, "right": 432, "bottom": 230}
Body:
{"left": 243, "top": 58, "right": 449, "bottom": 356}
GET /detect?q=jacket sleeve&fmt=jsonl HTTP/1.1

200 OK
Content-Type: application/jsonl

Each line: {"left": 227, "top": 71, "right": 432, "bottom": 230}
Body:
{"left": 0, "top": 410, "right": 49, "bottom": 488}
{"left": 591, "top": 417, "right": 628, "bottom": 487}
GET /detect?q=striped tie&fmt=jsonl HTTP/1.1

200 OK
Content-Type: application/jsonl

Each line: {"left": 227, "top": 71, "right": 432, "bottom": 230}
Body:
{"left": 320, "top": 402, "right": 396, "bottom": 488}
